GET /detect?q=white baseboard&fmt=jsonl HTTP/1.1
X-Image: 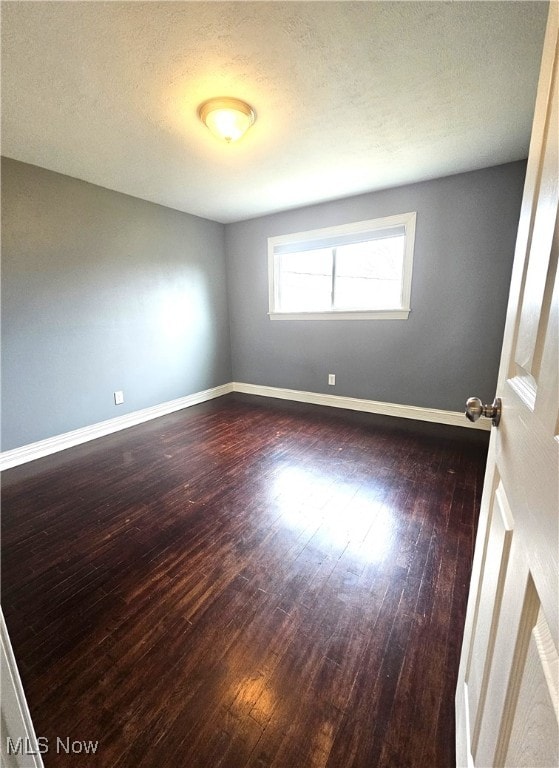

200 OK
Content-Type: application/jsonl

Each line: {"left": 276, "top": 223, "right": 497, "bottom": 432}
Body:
{"left": 1, "top": 380, "right": 487, "bottom": 470}
{"left": 231, "top": 382, "right": 490, "bottom": 432}
{"left": 0, "top": 383, "right": 233, "bottom": 471}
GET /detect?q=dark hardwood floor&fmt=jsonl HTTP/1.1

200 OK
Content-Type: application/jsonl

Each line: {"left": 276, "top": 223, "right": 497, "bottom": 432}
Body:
{"left": 2, "top": 394, "right": 488, "bottom": 767}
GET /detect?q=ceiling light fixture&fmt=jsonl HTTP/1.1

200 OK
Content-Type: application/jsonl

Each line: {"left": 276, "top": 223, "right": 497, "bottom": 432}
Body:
{"left": 198, "top": 97, "right": 255, "bottom": 143}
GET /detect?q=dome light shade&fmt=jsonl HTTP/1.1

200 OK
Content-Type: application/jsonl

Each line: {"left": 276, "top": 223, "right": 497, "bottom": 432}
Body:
{"left": 198, "top": 98, "right": 255, "bottom": 143}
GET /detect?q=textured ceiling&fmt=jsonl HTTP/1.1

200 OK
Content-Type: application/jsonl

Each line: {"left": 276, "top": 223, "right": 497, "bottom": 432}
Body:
{"left": 0, "top": 1, "right": 548, "bottom": 223}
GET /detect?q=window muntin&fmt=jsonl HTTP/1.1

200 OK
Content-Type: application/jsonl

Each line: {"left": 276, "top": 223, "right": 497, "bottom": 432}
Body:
{"left": 268, "top": 213, "right": 416, "bottom": 320}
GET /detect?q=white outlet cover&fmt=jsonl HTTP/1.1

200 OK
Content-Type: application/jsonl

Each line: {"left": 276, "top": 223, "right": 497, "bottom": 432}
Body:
{"left": 114, "top": 390, "right": 124, "bottom": 405}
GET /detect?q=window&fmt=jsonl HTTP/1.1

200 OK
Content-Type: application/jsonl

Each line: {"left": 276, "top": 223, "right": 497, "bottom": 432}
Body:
{"left": 268, "top": 212, "right": 416, "bottom": 320}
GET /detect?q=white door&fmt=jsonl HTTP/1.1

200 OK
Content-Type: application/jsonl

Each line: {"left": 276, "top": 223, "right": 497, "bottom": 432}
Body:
{"left": 456, "top": 3, "right": 558, "bottom": 767}
{"left": 1, "top": 610, "right": 44, "bottom": 768}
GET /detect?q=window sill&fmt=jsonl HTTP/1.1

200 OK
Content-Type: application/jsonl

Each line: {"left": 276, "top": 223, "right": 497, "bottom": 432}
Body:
{"left": 268, "top": 309, "right": 410, "bottom": 321}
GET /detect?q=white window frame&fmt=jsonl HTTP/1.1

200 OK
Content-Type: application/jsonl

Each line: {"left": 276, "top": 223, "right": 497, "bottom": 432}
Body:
{"left": 268, "top": 211, "right": 416, "bottom": 320}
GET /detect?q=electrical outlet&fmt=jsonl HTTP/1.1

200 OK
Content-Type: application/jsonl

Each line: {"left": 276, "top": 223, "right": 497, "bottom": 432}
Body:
{"left": 114, "top": 390, "right": 124, "bottom": 405}
{"left": 328, "top": 374, "right": 336, "bottom": 386}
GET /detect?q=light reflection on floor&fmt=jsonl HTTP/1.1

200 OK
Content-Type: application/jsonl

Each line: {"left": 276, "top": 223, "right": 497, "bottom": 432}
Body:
{"left": 271, "top": 463, "right": 398, "bottom": 563}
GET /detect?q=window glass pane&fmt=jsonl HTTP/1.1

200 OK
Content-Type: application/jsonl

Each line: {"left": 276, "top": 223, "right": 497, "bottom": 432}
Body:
{"left": 278, "top": 248, "right": 332, "bottom": 311}
{"left": 334, "top": 236, "right": 405, "bottom": 310}
{"left": 334, "top": 276, "right": 402, "bottom": 309}
{"left": 269, "top": 215, "right": 415, "bottom": 317}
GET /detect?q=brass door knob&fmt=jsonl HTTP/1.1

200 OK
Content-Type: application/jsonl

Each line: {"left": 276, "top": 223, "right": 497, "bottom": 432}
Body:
{"left": 465, "top": 397, "right": 502, "bottom": 427}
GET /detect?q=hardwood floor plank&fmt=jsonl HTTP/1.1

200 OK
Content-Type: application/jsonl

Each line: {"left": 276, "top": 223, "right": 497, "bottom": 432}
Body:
{"left": 1, "top": 394, "right": 488, "bottom": 767}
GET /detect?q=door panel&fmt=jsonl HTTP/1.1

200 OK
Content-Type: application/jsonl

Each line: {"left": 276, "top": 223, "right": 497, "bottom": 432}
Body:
{"left": 466, "top": 482, "right": 514, "bottom": 752}
{"left": 456, "top": 3, "right": 558, "bottom": 766}
{"left": 504, "top": 606, "right": 559, "bottom": 768}
{"left": 514, "top": 72, "right": 557, "bottom": 379}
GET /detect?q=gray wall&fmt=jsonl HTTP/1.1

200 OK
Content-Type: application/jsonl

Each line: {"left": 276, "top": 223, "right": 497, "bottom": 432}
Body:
{"left": 1, "top": 158, "right": 525, "bottom": 452}
{"left": 225, "top": 162, "right": 525, "bottom": 412}
{"left": 1, "top": 158, "right": 231, "bottom": 451}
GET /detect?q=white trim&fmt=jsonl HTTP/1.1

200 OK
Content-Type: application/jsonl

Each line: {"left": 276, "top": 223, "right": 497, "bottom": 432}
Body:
{"left": 268, "top": 211, "right": 416, "bottom": 318}
{"left": 0, "top": 379, "right": 489, "bottom": 470}
{"left": 231, "top": 382, "right": 491, "bottom": 431}
{"left": 268, "top": 309, "right": 410, "bottom": 321}
{"left": 1, "top": 609, "right": 44, "bottom": 768}
{"left": 0, "top": 383, "right": 233, "bottom": 470}
{"left": 268, "top": 212, "right": 414, "bottom": 249}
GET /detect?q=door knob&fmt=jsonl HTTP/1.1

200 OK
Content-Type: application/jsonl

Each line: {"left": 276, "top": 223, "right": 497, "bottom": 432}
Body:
{"left": 465, "top": 397, "right": 502, "bottom": 427}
